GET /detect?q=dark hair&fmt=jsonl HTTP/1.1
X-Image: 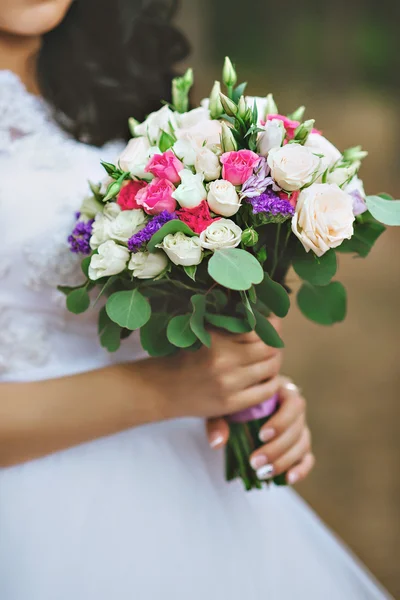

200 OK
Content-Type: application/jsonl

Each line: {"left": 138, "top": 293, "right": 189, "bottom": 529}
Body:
{"left": 37, "top": 0, "right": 190, "bottom": 146}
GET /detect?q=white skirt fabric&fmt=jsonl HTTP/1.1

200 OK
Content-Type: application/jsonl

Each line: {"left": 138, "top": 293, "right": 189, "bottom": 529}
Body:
{"left": 0, "top": 417, "right": 391, "bottom": 600}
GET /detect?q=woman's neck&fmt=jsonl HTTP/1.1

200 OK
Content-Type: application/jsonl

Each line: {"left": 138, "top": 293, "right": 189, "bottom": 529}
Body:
{"left": 0, "top": 31, "right": 41, "bottom": 95}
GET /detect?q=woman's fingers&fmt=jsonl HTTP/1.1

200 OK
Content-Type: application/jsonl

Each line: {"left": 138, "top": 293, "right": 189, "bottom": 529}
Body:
{"left": 259, "top": 378, "right": 305, "bottom": 443}
{"left": 250, "top": 416, "right": 305, "bottom": 469}
{"left": 229, "top": 376, "right": 281, "bottom": 414}
{"left": 227, "top": 353, "right": 282, "bottom": 392}
{"left": 206, "top": 417, "right": 229, "bottom": 449}
{"left": 253, "top": 428, "right": 312, "bottom": 480}
{"left": 286, "top": 452, "right": 316, "bottom": 485}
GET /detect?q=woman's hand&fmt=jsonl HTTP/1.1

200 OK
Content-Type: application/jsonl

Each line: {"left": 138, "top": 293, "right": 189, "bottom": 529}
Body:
{"left": 206, "top": 377, "right": 315, "bottom": 486}
{"left": 149, "top": 326, "right": 283, "bottom": 421}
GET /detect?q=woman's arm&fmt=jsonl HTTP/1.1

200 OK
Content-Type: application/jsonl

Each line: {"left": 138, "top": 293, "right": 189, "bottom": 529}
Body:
{"left": 0, "top": 330, "right": 283, "bottom": 467}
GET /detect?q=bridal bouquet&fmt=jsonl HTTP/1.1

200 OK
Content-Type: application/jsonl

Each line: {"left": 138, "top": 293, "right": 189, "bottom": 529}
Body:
{"left": 63, "top": 58, "right": 399, "bottom": 491}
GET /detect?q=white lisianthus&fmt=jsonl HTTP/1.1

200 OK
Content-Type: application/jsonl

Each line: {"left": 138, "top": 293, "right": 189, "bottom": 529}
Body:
{"left": 207, "top": 180, "right": 241, "bottom": 217}
{"left": 103, "top": 203, "right": 121, "bottom": 219}
{"left": 157, "top": 232, "right": 203, "bottom": 266}
{"left": 292, "top": 183, "right": 355, "bottom": 257}
{"left": 88, "top": 240, "right": 130, "bottom": 280}
{"left": 117, "top": 137, "right": 155, "bottom": 179}
{"left": 172, "top": 170, "right": 207, "bottom": 208}
{"left": 176, "top": 107, "right": 212, "bottom": 130}
{"left": 89, "top": 207, "right": 118, "bottom": 250}
{"left": 173, "top": 134, "right": 204, "bottom": 166}
{"left": 257, "top": 119, "right": 285, "bottom": 157}
{"left": 327, "top": 161, "right": 361, "bottom": 187}
{"left": 108, "top": 209, "right": 147, "bottom": 245}
{"left": 195, "top": 147, "right": 221, "bottom": 181}
{"left": 267, "top": 143, "right": 321, "bottom": 192}
{"left": 200, "top": 219, "right": 242, "bottom": 250}
{"left": 304, "top": 133, "right": 342, "bottom": 172}
{"left": 175, "top": 117, "right": 222, "bottom": 147}
{"left": 344, "top": 175, "right": 367, "bottom": 216}
{"left": 134, "top": 105, "right": 178, "bottom": 145}
{"left": 128, "top": 251, "right": 168, "bottom": 279}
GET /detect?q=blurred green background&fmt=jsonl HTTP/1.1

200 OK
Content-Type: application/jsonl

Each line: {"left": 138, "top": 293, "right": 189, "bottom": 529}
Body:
{"left": 177, "top": 0, "right": 400, "bottom": 596}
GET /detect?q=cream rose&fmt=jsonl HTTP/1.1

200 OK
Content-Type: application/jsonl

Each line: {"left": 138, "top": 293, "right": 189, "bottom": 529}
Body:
{"left": 118, "top": 137, "right": 154, "bottom": 179}
{"left": 134, "top": 105, "right": 178, "bottom": 145}
{"left": 128, "top": 251, "right": 168, "bottom": 279}
{"left": 207, "top": 180, "right": 241, "bottom": 217}
{"left": 292, "top": 183, "right": 355, "bottom": 257}
{"left": 172, "top": 170, "right": 207, "bottom": 208}
{"left": 267, "top": 143, "right": 321, "bottom": 191}
{"left": 195, "top": 148, "right": 221, "bottom": 182}
{"left": 257, "top": 119, "right": 285, "bottom": 157}
{"left": 108, "top": 209, "right": 147, "bottom": 245}
{"left": 88, "top": 240, "right": 130, "bottom": 280}
{"left": 157, "top": 232, "right": 203, "bottom": 266}
{"left": 200, "top": 219, "right": 242, "bottom": 250}
{"left": 304, "top": 133, "right": 342, "bottom": 172}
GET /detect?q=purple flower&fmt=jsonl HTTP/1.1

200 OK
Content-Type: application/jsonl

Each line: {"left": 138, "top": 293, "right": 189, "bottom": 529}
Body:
{"left": 128, "top": 210, "right": 177, "bottom": 252}
{"left": 240, "top": 158, "right": 274, "bottom": 199}
{"left": 350, "top": 190, "right": 367, "bottom": 217}
{"left": 68, "top": 218, "right": 94, "bottom": 255}
{"left": 247, "top": 188, "right": 294, "bottom": 223}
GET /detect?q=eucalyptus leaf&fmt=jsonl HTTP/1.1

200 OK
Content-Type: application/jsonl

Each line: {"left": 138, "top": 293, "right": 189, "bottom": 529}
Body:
{"left": 337, "top": 221, "right": 385, "bottom": 257}
{"left": 167, "top": 314, "right": 198, "bottom": 348}
{"left": 255, "top": 273, "right": 290, "bottom": 318}
{"left": 205, "top": 314, "right": 252, "bottom": 334}
{"left": 253, "top": 308, "right": 285, "bottom": 348}
{"left": 297, "top": 282, "right": 347, "bottom": 325}
{"left": 208, "top": 248, "right": 264, "bottom": 291}
{"left": 81, "top": 256, "right": 92, "bottom": 278}
{"left": 293, "top": 249, "right": 337, "bottom": 286}
{"left": 240, "top": 291, "right": 256, "bottom": 329}
{"left": 190, "top": 295, "right": 211, "bottom": 347}
{"left": 140, "top": 313, "right": 176, "bottom": 357}
{"left": 106, "top": 289, "right": 151, "bottom": 330}
{"left": 147, "top": 220, "right": 196, "bottom": 253}
{"left": 98, "top": 307, "right": 122, "bottom": 352}
{"left": 66, "top": 287, "right": 91, "bottom": 314}
{"left": 366, "top": 195, "right": 400, "bottom": 226}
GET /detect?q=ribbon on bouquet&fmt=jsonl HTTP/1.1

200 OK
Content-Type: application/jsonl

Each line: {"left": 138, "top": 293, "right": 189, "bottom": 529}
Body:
{"left": 228, "top": 394, "right": 279, "bottom": 423}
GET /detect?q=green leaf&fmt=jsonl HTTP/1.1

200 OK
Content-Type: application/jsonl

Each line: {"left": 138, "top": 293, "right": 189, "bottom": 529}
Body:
{"left": 232, "top": 82, "right": 248, "bottom": 103}
{"left": 190, "top": 295, "right": 211, "bottom": 347}
{"left": 159, "top": 130, "right": 176, "bottom": 152}
{"left": 209, "top": 290, "right": 228, "bottom": 311}
{"left": 81, "top": 256, "right": 92, "bottom": 278}
{"left": 208, "top": 248, "right": 264, "bottom": 291}
{"left": 366, "top": 195, "right": 400, "bottom": 226}
{"left": 167, "top": 314, "right": 198, "bottom": 348}
{"left": 98, "top": 307, "right": 122, "bottom": 352}
{"left": 255, "top": 273, "right": 290, "bottom": 318}
{"left": 253, "top": 309, "right": 285, "bottom": 348}
{"left": 337, "top": 221, "right": 385, "bottom": 257}
{"left": 184, "top": 265, "right": 197, "bottom": 281}
{"left": 147, "top": 220, "right": 197, "bottom": 253}
{"left": 292, "top": 249, "right": 337, "bottom": 286}
{"left": 378, "top": 193, "right": 394, "bottom": 200}
{"left": 205, "top": 314, "right": 252, "bottom": 333}
{"left": 66, "top": 287, "right": 91, "bottom": 314}
{"left": 106, "top": 289, "right": 151, "bottom": 330}
{"left": 140, "top": 313, "right": 176, "bottom": 357}
{"left": 240, "top": 291, "right": 256, "bottom": 329}
{"left": 58, "top": 284, "right": 81, "bottom": 296}
{"left": 297, "top": 282, "right": 347, "bottom": 325}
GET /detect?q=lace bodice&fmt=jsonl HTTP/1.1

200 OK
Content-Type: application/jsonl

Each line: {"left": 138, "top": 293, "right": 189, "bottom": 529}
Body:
{"left": 0, "top": 71, "right": 146, "bottom": 381}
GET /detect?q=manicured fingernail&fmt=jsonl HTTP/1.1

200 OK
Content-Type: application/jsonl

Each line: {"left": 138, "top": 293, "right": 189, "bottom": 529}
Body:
{"left": 250, "top": 454, "right": 268, "bottom": 470}
{"left": 256, "top": 464, "right": 275, "bottom": 480}
{"left": 209, "top": 434, "right": 224, "bottom": 449}
{"left": 288, "top": 472, "right": 299, "bottom": 485}
{"left": 259, "top": 428, "right": 276, "bottom": 443}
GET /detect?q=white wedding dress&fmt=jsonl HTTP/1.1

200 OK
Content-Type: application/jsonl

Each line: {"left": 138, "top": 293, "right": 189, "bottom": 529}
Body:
{"left": 0, "top": 71, "right": 392, "bottom": 600}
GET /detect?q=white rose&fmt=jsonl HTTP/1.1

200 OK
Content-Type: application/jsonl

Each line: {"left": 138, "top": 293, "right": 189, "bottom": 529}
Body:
{"left": 173, "top": 134, "right": 204, "bottom": 166}
{"left": 175, "top": 118, "right": 222, "bottom": 147}
{"left": 88, "top": 240, "right": 130, "bottom": 281}
{"left": 200, "top": 219, "right": 242, "bottom": 250}
{"left": 207, "top": 180, "right": 241, "bottom": 217}
{"left": 157, "top": 232, "right": 203, "bottom": 266}
{"left": 117, "top": 137, "right": 153, "bottom": 179}
{"left": 327, "top": 161, "right": 361, "bottom": 187}
{"left": 172, "top": 170, "right": 207, "bottom": 208}
{"left": 292, "top": 183, "right": 355, "bottom": 257}
{"left": 257, "top": 119, "right": 285, "bottom": 157}
{"left": 128, "top": 251, "right": 168, "bottom": 279}
{"left": 176, "top": 107, "right": 212, "bottom": 130}
{"left": 108, "top": 209, "right": 147, "bottom": 244}
{"left": 134, "top": 105, "right": 178, "bottom": 145}
{"left": 195, "top": 147, "right": 221, "bottom": 181}
{"left": 267, "top": 143, "right": 321, "bottom": 192}
{"left": 304, "top": 133, "right": 342, "bottom": 172}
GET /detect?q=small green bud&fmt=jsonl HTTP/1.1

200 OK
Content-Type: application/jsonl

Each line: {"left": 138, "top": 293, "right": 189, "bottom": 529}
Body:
{"left": 288, "top": 105, "right": 306, "bottom": 121}
{"left": 343, "top": 145, "right": 368, "bottom": 163}
{"left": 172, "top": 68, "right": 194, "bottom": 113}
{"left": 219, "top": 93, "right": 238, "bottom": 117}
{"left": 220, "top": 121, "right": 238, "bottom": 152}
{"left": 128, "top": 117, "right": 140, "bottom": 137}
{"left": 265, "top": 93, "right": 278, "bottom": 116}
{"left": 242, "top": 227, "right": 259, "bottom": 247}
{"left": 237, "top": 95, "right": 247, "bottom": 119}
{"left": 293, "top": 119, "right": 315, "bottom": 144}
{"left": 222, "top": 56, "right": 237, "bottom": 89}
{"left": 209, "top": 81, "right": 224, "bottom": 119}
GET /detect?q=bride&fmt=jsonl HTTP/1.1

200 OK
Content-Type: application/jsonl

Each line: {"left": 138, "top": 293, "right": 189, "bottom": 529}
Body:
{"left": 0, "top": 1, "right": 392, "bottom": 598}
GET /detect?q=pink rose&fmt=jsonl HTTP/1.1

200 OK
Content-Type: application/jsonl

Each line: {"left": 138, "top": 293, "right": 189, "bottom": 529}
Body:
{"left": 266, "top": 114, "right": 322, "bottom": 141}
{"left": 220, "top": 150, "right": 260, "bottom": 186}
{"left": 145, "top": 150, "right": 184, "bottom": 184}
{"left": 135, "top": 178, "right": 177, "bottom": 215}
{"left": 117, "top": 180, "right": 147, "bottom": 210}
